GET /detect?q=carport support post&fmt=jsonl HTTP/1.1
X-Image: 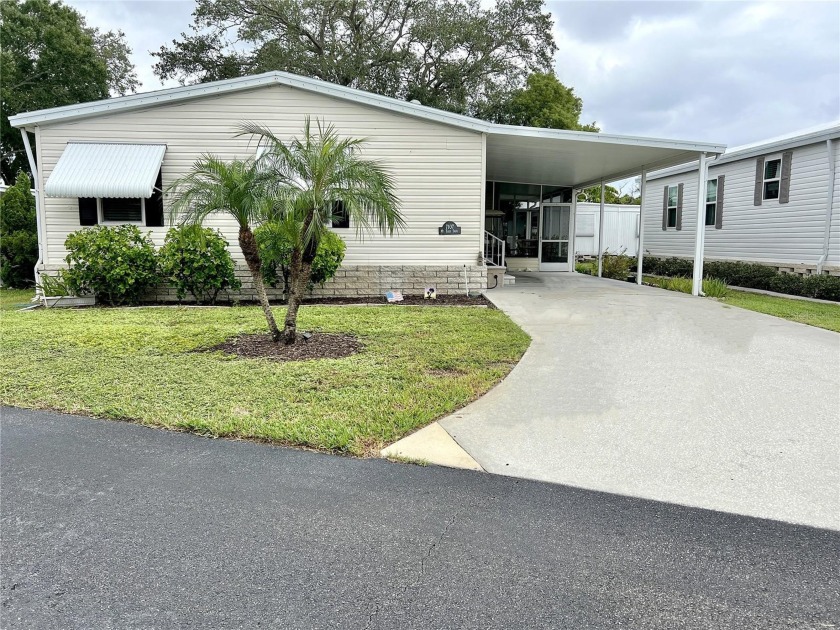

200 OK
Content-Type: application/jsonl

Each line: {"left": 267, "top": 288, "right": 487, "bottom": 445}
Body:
{"left": 597, "top": 180, "right": 605, "bottom": 277}
{"left": 691, "top": 152, "right": 708, "bottom": 296}
{"left": 636, "top": 169, "right": 646, "bottom": 285}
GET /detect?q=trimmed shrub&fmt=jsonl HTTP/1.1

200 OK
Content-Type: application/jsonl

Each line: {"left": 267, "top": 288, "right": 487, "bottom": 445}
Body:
{"left": 255, "top": 226, "right": 346, "bottom": 296}
{"left": 703, "top": 261, "right": 777, "bottom": 289}
{"left": 158, "top": 226, "right": 240, "bottom": 304}
{"left": 63, "top": 225, "right": 158, "bottom": 305}
{"left": 802, "top": 274, "right": 840, "bottom": 301}
{"left": 0, "top": 172, "right": 38, "bottom": 288}
{"left": 768, "top": 273, "right": 804, "bottom": 297}
{"left": 642, "top": 255, "right": 840, "bottom": 302}
{"left": 600, "top": 252, "right": 633, "bottom": 280}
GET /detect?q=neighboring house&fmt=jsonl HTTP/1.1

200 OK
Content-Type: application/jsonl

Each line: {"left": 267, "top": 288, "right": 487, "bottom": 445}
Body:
{"left": 9, "top": 71, "right": 724, "bottom": 298}
{"left": 642, "top": 123, "right": 840, "bottom": 276}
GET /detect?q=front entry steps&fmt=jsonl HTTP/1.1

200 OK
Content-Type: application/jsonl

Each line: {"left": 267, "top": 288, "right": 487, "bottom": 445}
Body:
{"left": 504, "top": 274, "right": 516, "bottom": 286}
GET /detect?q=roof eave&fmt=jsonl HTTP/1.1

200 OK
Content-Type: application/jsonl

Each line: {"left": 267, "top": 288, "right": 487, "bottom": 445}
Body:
{"left": 646, "top": 126, "right": 840, "bottom": 182}
{"left": 489, "top": 125, "right": 726, "bottom": 154}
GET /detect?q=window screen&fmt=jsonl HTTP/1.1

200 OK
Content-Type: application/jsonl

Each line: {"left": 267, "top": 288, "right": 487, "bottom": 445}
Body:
{"left": 705, "top": 179, "right": 717, "bottom": 226}
{"left": 666, "top": 185, "right": 678, "bottom": 228}
{"left": 763, "top": 159, "right": 781, "bottom": 200}
{"left": 102, "top": 198, "right": 142, "bottom": 222}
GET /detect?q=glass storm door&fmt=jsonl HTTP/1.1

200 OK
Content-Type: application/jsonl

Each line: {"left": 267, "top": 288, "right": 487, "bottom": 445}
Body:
{"left": 539, "top": 204, "right": 571, "bottom": 271}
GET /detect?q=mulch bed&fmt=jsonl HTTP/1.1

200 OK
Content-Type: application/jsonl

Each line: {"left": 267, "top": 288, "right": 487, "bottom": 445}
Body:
{"left": 133, "top": 294, "right": 493, "bottom": 309}
{"left": 302, "top": 294, "right": 493, "bottom": 307}
{"left": 202, "top": 333, "right": 361, "bottom": 362}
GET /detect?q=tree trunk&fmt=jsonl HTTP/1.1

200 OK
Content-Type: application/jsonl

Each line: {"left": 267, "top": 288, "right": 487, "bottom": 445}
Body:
{"left": 238, "top": 227, "right": 281, "bottom": 342}
{"left": 282, "top": 248, "right": 313, "bottom": 344}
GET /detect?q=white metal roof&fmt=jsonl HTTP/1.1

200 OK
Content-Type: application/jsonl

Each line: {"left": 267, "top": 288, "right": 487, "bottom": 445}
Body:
{"left": 646, "top": 121, "right": 840, "bottom": 182}
{"left": 11, "top": 70, "right": 725, "bottom": 189}
{"left": 44, "top": 143, "right": 166, "bottom": 198}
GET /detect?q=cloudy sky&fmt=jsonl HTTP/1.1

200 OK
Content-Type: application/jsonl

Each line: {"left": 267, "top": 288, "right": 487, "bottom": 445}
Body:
{"left": 67, "top": 0, "right": 839, "bottom": 148}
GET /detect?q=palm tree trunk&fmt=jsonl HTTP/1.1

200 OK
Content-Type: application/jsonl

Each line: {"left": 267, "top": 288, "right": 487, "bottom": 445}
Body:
{"left": 238, "top": 227, "right": 281, "bottom": 342}
{"left": 282, "top": 248, "right": 312, "bottom": 344}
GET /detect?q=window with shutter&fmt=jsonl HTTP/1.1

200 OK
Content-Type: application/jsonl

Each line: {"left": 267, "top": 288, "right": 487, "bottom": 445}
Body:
{"left": 763, "top": 157, "right": 782, "bottom": 201}
{"left": 666, "top": 185, "right": 678, "bottom": 228}
{"left": 705, "top": 178, "right": 718, "bottom": 226}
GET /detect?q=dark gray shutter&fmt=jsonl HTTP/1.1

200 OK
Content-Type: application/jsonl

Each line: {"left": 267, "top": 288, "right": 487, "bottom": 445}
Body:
{"left": 78, "top": 198, "right": 98, "bottom": 225}
{"left": 675, "top": 183, "right": 684, "bottom": 231}
{"left": 715, "top": 174, "right": 725, "bottom": 230}
{"left": 754, "top": 157, "right": 764, "bottom": 206}
{"left": 779, "top": 150, "right": 793, "bottom": 204}
{"left": 145, "top": 171, "right": 164, "bottom": 227}
{"left": 662, "top": 185, "right": 668, "bottom": 230}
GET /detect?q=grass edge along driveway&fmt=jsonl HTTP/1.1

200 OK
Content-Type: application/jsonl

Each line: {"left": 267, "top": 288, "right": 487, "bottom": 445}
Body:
{"left": 0, "top": 303, "right": 530, "bottom": 456}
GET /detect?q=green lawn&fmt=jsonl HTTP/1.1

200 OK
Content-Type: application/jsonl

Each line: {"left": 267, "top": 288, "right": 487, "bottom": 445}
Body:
{"left": 0, "top": 288, "right": 35, "bottom": 311}
{"left": 642, "top": 275, "right": 840, "bottom": 332}
{"left": 719, "top": 290, "right": 840, "bottom": 333}
{"left": 0, "top": 304, "right": 529, "bottom": 455}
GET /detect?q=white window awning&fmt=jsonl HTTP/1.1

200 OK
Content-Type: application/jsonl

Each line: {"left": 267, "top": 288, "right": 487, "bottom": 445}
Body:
{"left": 44, "top": 142, "right": 166, "bottom": 198}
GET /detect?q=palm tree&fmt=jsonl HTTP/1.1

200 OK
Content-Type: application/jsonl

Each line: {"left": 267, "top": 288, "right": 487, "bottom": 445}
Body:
{"left": 167, "top": 156, "right": 281, "bottom": 340}
{"left": 240, "top": 118, "right": 404, "bottom": 344}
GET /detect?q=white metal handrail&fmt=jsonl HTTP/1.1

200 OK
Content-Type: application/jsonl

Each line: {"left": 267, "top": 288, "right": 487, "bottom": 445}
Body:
{"left": 484, "top": 230, "right": 506, "bottom": 267}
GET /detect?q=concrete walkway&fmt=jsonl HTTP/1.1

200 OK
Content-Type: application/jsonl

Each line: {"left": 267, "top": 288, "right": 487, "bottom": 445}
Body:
{"left": 439, "top": 273, "right": 840, "bottom": 530}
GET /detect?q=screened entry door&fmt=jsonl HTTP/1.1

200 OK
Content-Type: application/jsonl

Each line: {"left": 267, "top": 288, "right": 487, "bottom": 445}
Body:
{"left": 539, "top": 204, "right": 571, "bottom": 271}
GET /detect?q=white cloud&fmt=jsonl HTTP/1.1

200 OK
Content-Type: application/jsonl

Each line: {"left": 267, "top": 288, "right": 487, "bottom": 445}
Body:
{"left": 549, "top": 0, "right": 840, "bottom": 145}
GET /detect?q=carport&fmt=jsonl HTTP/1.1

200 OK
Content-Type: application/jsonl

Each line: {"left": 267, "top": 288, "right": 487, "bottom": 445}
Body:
{"left": 482, "top": 126, "right": 725, "bottom": 293}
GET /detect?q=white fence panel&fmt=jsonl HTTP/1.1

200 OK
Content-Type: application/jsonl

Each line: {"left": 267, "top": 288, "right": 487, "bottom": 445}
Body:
{"left": 575, "top": 203, "right": 640, "bottom": 257}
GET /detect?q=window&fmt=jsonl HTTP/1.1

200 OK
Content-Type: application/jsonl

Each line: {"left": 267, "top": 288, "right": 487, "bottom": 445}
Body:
{"left": 101, "top": 198, "right": 143, "bottom": 223}
{"left": 666, "top": 185, "right": 678, "bottom": 228}
{"left": 77, "top": 170, "right": 164, "bottom": 227}
{"left": 705, "top": 178, "right": 718, "bottom": 226}
{"left": 763, "top": 158, "right": 781, "bottom": 200}
{"left": 331, "top": 201, "right": 350, "bottom": 229}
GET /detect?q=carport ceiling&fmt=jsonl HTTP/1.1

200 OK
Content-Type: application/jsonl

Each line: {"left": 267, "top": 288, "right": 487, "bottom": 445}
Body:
{"left": 485, "top": 129, "right": 725, "bottom": 188}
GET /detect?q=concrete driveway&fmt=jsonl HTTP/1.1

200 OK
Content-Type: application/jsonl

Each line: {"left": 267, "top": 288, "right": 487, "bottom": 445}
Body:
{"left": 440, "top": 273, "right": 840, "bottom": 530}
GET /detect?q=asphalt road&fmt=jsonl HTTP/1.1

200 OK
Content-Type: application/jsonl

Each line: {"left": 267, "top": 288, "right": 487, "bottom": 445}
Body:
{"left": 2, "top": 407, "right": 838, "bottom": 629}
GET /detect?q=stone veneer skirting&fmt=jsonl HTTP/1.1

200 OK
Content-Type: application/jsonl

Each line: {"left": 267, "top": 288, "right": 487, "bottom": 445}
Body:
{"left": 40, "top": 264, "right": 488, "bottom": 302}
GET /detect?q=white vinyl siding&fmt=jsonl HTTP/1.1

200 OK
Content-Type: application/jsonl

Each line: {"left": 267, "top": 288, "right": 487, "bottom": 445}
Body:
{"left": 35, "top": 83, "right": 484, "bottom": 266}
{"left": 642, "top": 176, "right": 698, "bottom": 258}
{"left": 830, "top": 141, "right": 840, "bottom": 265}
{"left": 642, "top": 141, "right": 839, "bottom": 268}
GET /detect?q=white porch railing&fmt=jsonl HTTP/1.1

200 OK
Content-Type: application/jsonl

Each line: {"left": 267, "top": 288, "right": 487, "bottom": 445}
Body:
{"left": 484, "top": 230, "right": 506, "bottom": 267}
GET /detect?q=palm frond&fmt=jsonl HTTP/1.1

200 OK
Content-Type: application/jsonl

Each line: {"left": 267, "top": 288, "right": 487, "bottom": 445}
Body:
{"left": 235, "top": 116, "right": 403, "bottom": 250}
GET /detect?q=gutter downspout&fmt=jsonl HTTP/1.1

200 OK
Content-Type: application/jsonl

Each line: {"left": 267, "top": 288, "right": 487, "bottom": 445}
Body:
{"left": 20, "top": 128, "right": 44, "bottom": 292}
{"left": 817, "top": 138, "right": 836, "bottom": 274}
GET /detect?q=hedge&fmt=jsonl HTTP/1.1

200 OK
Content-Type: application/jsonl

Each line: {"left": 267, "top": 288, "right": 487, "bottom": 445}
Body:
{"left": 641, "top": 256, "right": 840, "bottom": 302}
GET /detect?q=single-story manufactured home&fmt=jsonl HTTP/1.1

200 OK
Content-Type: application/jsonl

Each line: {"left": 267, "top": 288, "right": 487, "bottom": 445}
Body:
{"left": 10, "top": 71, "right": 725, "bottom": 298}
{"left": 642, "top": 123, "right": 840, "bottom": 276}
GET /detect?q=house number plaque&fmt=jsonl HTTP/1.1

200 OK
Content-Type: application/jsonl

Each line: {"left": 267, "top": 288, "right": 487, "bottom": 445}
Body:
{"left": 438, "top": 221, "right": 461, "bottom": 235}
